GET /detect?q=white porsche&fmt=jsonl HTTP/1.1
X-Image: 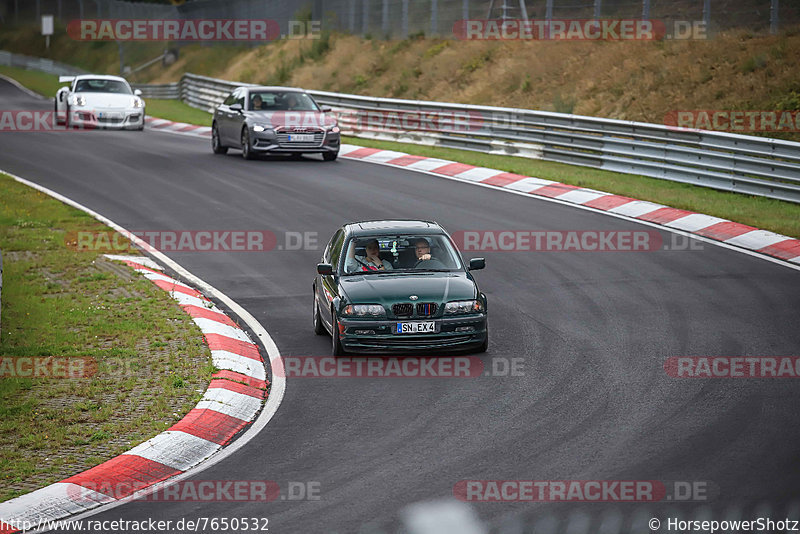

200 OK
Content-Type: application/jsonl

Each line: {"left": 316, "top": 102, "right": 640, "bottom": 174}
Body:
{"left": 55, "top": 75, "right": 145, "bottom": 130}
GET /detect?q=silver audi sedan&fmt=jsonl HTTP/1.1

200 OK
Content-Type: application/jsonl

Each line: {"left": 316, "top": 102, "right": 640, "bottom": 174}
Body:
{"left": 212, "top": 86, "right": 341, "bottom": 161}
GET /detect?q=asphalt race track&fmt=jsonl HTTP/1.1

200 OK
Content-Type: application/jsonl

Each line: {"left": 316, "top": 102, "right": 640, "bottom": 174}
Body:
{"left": 2, "top": 79, "right": 800, "bottom": 533}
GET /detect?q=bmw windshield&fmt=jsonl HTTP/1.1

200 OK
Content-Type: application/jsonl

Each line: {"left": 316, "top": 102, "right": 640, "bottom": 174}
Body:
{"left": 342, "top": 234, "right": 464, "bottom": 274}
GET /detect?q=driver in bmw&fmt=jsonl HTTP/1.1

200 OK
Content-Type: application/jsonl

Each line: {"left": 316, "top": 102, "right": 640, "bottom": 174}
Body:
{"left": 414, "top": 238, "right": 433, "bottom": 261}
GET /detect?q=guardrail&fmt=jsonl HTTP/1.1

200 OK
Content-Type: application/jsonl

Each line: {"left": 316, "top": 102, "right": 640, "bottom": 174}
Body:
{"left": 133, "top": 72, "right": 800, "bottom": 203}
{"left": 2, "top": 47, "right": 796, "bottom": 204}
{"left": 0, "top": 51, "right": 85, "bottom": 76}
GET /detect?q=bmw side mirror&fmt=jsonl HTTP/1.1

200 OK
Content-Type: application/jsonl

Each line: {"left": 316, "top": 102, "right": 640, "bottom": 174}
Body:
{"left": 320, "top": 105, "right": 332, "bottom": 112}
{"left": 468, "top": 258, "right": 485, "bottom": 271}
{"left": 230, "top": 103, "right": 243, "bottom": 113}
{"left": 317, "top": 263, "right": 334, "bottom": 275}
{"left": 134, "top": 89, "right": 143, "bottom": 97}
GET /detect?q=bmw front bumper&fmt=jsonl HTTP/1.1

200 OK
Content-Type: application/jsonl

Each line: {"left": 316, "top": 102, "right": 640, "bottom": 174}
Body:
{"left": 338, "top": 314, "right": 487, "bottom": 353}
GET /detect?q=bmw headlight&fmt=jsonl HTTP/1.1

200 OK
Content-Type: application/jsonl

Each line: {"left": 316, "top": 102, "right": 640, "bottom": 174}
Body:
{"left": 71, "top": 95, "right": 86, "bottom": 106}
{"left": 444, "top": 300, "right": 484, "bottom": 315}
{"left": 131, "top": 97, "right": 143, "bottom": 108}
{"left": 341, "top": 304, "right": 385, "bottom": 317}
{"left": 252, "top": 124, "right": 273, "bottom": 133}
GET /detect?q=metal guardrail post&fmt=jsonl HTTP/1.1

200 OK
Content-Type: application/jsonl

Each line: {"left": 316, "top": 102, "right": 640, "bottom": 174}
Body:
{"left": 402, "top": 0, "right": 408, "bottom": 38}
{"left": 771, "top": 0, "right": 780, "bottom": 34}
{"left": 431, "top": 0, "right": 438, "bottom": 36}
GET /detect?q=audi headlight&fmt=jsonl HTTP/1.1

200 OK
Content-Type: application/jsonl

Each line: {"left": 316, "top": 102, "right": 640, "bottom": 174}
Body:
{"left": 252, "top": 124, "right": 273, "bottom": 133}
{"left": 71, "top": 95, "right": 86, "bottom": 106}
{"left": 341, "top": 304, "right": 385, "bottom": 317}
{"left": 131, "top": 97, "right": 143, "bottom": 108}
{"left": 327, "top": 125, "right": 340, "bottom": 133}
{"left": 444, "top": 300, "right": 484, "bottom": 315}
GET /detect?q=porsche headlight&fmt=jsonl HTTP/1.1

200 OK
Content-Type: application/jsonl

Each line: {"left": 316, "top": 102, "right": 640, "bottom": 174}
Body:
{"left": 341, "top": 304, "right": 385, "bottom": 317}
{"left": 131, "top": 97, "right": 143, "bottom": 108}
{"left": 253, "top": 124, "right": 273, "bottom": 133}
{"left": 71, "top": 95, "right": 86, "bottom": 106}
{"left": 444, "top": 300, "right": 484, "bottom": 315}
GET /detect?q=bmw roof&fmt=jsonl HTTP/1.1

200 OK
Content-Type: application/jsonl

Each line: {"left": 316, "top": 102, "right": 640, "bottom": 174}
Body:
{"left": 345, "top": 220, "right": 445, "bottom": 237}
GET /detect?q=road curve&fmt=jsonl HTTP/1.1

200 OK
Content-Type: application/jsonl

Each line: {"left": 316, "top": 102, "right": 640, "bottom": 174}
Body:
{"left": 1, "top": 79, "right": 799, "bottom": 532}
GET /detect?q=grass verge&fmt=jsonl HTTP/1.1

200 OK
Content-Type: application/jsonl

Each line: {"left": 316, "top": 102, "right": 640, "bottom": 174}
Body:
{"left": 145, "top": 99, "right": 213, "bottom": 127}
{"left": 342, "top": 136, "right": 800, "bottom": 240}
{"left": 0, "top": 65, "right": 63, "bottom": 99}
{"left": 0, "top": 173, "right": 214, "bottom": 502}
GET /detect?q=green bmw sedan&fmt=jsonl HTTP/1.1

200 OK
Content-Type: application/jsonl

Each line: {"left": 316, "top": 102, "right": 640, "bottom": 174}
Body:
{"left": 313, "top": 220, "right": 488, "bottom": 355}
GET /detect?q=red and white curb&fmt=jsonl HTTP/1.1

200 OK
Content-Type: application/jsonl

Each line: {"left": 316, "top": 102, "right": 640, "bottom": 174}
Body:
{"left": 145, "top": 116, "right": 212, "bottom": 137}
{"left": 0, "top": 256, "right": 268, "bottom": 533}
{"left": 338, "top": 145, "right": 800, "bottom": 266}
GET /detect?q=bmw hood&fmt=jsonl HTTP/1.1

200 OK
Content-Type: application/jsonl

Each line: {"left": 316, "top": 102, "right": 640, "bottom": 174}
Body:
{"left": 340, "top": 271, "right": 478, "bottom": 306}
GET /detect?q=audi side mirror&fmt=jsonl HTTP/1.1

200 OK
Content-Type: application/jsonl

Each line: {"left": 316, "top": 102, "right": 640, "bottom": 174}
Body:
{"left": 317, "top": 263, "right": 334, "bottom": 275}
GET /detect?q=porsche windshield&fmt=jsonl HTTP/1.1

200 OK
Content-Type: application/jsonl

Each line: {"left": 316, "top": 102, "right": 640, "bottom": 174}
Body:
{"left": 74, "top": 79, "right": 132, "bottom": 94}
{"left": 342, "top": 234, "right": 463, "bottom": 274}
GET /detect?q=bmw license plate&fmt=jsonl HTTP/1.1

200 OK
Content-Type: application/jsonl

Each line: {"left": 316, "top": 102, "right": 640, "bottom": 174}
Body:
{"left": 288, "top": 134, "right": 315, "bottom": 142}
{"left": 396, "top": 322, "right": 435, "bottom": 334}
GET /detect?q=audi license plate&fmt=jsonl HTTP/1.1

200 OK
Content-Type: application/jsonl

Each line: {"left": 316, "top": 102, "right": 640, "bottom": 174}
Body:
{"left": 288, "top": 134, "right": 315, "bottom": 142}
{"left": 396, "top": 322, "right": 435, "bottom": 334}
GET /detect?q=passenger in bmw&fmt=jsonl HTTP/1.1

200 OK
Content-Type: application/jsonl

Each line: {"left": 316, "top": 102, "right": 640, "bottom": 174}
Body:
{"left": 345, "top": 239, "right": 393, "bottom": 272}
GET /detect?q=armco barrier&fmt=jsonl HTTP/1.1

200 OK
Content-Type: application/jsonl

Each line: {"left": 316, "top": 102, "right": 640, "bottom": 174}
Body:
{"left": 132, "top": 72, "right": 800, "bottom": 203}
{"left": 2, "top": 51, "right": 798, "bottom": 203}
